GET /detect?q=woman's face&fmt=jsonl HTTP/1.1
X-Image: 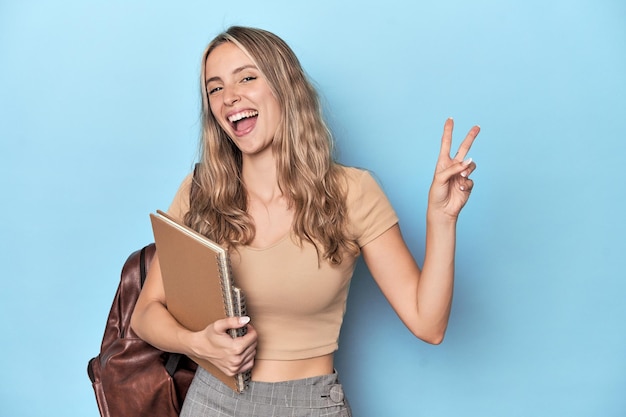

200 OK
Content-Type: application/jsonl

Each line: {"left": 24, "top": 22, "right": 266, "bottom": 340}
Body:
{"left": 205, "top": 42, "right": 281, "bottom": 159}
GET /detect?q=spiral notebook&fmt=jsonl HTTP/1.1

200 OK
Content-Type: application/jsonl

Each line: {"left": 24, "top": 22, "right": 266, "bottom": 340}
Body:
{"left": 150, "top": 210, "right": 250, "bottom": 393}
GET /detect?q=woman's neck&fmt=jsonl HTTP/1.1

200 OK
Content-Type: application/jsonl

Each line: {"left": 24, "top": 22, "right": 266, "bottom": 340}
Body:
{"left": 242, "top": 153, "right": 282, "bottom": 205}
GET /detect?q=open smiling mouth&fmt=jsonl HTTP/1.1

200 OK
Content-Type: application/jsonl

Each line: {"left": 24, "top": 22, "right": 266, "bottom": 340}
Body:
{"left": 228, "top": 110, "right": 258, "bottom": 134}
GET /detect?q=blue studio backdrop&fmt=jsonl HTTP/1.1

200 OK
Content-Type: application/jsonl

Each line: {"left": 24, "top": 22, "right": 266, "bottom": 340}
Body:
{"left": 1, "top": 1, "right": 624, "bottom": 416}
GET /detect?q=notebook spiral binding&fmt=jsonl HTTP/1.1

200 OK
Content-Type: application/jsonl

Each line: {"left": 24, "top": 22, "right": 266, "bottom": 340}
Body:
{"left": 217, "top": 253, "right": 251, "bottom": 391}
{"left": 233, "top": 287, "right": 252, "bottom": 390}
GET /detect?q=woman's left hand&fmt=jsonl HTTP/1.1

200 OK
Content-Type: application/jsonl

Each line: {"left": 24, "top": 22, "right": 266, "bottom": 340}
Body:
{"left": 428, "top": 118, "right": 480, "bottom": 220}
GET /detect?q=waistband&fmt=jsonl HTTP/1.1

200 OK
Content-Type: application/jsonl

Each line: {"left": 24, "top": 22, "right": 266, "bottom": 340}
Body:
{"left": 195, "top": 367, "right": 346, "bottom": 408}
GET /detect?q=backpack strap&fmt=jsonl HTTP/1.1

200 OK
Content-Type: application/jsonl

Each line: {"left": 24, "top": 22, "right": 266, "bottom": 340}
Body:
{"left": 139, "top": 246, "right": 149, "bottom": 287}
{"left": 165, "top": 354, "right": 183, "bottom": 377}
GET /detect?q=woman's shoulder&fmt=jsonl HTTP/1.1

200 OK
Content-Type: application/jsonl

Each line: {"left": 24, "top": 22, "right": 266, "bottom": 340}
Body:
{"left": 335, "top": 164, "right": 380, "bottom": 192}
{"left": 336, "top": 164, "right": 398, "bottom": 246}
{"left": 336, "top": 164, "right": 391, "bottom": 208}
{"left": 167, "top": 173, "right": 194, "bottom": 220}
{"left": 336, "top": 164, "right": 371, "bottom": 184}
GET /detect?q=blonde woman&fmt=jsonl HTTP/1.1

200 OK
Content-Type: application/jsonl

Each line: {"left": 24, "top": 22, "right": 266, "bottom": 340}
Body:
{"left": 131, "top": 26, "right": 479, "bottom": 416}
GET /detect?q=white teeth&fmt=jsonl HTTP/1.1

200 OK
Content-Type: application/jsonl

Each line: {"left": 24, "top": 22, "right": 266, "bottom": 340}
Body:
{"left": 228, "top": 110, "right": 258, "bottom": 123}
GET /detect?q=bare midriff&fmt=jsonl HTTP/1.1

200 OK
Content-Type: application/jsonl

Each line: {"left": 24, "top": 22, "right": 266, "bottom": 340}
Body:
{"left": 250, "top": 353, "right": 334, "bottom": 382}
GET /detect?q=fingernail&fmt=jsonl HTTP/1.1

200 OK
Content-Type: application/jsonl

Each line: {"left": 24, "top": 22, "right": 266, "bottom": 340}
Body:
{"left": 463, "top": 157, "right": 473, "bottom": 166}
{"left": 239, "top": 316, "right": 250, "bottom": 325}
{"left": 460, "top": 185, "right": 466, "bottom": 191}
{"left": 461, "top": 171, "right": 467, "bottom": 178}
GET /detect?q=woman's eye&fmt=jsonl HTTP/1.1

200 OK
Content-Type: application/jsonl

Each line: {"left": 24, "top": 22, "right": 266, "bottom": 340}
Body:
{"left": 208, "top": 86, "right": 222, "bottom": 95}
{"left": 242, "top": 76, "right": 256, "bottom": 83}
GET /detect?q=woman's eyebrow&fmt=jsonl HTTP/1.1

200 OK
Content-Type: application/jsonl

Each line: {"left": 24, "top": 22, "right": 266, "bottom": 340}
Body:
{"left": 205, "top": 65, "right": 257, "bottom": 86}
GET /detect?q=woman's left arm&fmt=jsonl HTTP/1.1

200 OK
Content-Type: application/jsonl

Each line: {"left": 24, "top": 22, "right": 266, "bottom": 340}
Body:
{"left": 362, "top": 118, "right": 479, "bottom": 344}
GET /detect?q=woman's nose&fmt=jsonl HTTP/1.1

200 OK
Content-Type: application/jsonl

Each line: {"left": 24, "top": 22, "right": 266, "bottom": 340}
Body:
{"left": 223, "top": 86, "right": 240, "bottom": 106}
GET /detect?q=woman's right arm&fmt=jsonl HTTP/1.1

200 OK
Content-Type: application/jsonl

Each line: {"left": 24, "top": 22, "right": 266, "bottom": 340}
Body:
{"left": 130, "top": 253, "right": 258, "bottom": 376}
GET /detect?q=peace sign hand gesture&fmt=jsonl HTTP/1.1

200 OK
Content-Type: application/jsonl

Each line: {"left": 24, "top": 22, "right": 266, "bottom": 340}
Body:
{"left": 428, "top": 118, "right": 480, "bottom": 221}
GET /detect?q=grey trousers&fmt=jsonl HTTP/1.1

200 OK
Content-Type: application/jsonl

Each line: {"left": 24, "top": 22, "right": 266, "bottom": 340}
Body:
{"left": 180, "top": 367, "right": 352, "bottom": 417}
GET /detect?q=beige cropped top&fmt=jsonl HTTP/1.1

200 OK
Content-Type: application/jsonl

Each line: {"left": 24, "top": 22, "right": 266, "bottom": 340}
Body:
{"left": 167, "top": 166, "right": 398, "bottom": 360}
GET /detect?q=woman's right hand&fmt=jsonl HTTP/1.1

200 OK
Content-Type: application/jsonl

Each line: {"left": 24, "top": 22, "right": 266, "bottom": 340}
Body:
{"left": 188, "top": 316, "right": 258, "bottom": 376}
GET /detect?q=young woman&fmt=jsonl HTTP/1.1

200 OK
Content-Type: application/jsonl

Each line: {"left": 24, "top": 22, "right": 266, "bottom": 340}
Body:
{"left": 131, "top": 26, "right": 479, "bottom": 416}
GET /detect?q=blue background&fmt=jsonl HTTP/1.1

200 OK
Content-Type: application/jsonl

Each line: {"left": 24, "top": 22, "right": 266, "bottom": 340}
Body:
{"left": 1, "top": 1, "right": 625, "bottom": 416}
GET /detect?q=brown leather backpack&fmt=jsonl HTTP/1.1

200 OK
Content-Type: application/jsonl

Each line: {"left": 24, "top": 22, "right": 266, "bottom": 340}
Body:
{"left": 87, "top": 244, "right": 197, "bottom": 417}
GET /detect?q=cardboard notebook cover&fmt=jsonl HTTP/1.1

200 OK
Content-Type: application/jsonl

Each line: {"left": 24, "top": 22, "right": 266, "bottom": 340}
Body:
{"left": 150, "top": 210, "right": 250, "bottom": 393}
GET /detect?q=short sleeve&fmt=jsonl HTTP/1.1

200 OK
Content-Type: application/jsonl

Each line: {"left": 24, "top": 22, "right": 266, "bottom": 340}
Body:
{"left": 166, "top": 173, "right": 193, "bottom": 221}
{"left": 345, "top": 167, "right": 399, "bottom": 247}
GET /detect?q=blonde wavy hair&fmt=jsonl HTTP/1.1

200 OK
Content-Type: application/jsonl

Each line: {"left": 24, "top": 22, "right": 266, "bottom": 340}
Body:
{"left": 184, "top": 26, "right": 359, "bottom": 264}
